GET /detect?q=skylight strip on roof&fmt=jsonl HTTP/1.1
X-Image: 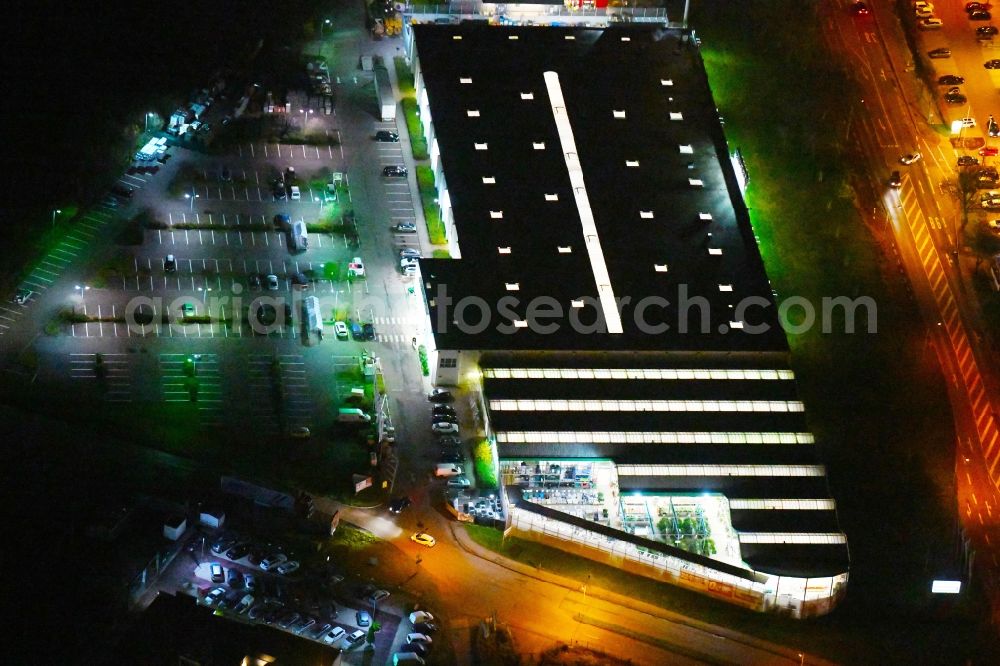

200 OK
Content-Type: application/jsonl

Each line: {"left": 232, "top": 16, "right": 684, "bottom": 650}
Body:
{"left": 729, "top": 499, "right": 836, "bottom": 510}
{"left": 738, "top": 533, "right": 847, "bottom": 544}
{"left": 615, "top": 464, "right": 826, "bottom": 477}
{"left": 488, "top": 399, "right": 805, "bottom": 413}
{"left": 543, "top": 71, "right": 624, "bottom": 335}
{"left": 482, "top": 368, "right": 797, "bottom": 381}
{"left": 495, "top": 431, "right": 814, "bottom": 445}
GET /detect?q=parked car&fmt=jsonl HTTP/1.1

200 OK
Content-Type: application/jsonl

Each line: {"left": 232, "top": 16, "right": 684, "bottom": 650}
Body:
{"left": 889, "top": 170, "right": 902, "bottom": 188}
{"left": 13, "top": 289, "right": 31, "bottom": 305}
{"left": 970, "top": 10, "right": 992, "bottom": 20}
{"left": 982, "top": 147, "right": 1000, "bottom": 157}
{"left": 407, "top": 633, "right": 433, "bottom": 645}
{"left": 226, "top": 569, "right": 244, "bottom": 588}
{"left": 400, "top": 643, "right": 429, "bottom": 658}
{"left": 938, "top": 75, "right": 965, "bottom": 85}
{"left": 249, "top": 273, "right": 262, "bottom": 289}
{"left": 164, "top": 254, "right": 177, "bottom": 272}
{"left": 357, "top": 610, "right": 372, "bottom": 626}
{"left": 414, "top": 622, "right": 438, "bottom": 634}
{"left": 409, "top": 611, "right": 435, "bottom": 624}
{"left": 334, "top": 321, "right": 349, "bottom": 339}
{"left": 324, "top": 626, "right": 347, "bottom": 644}
{"left": 383, "top": 165, "right": 408, "bottom": 177}
{"left": 928, "top": 47, "right": 952, "bottom": 58}
{"left": 428, "top": 389, "right": 453, "bottom": 403}
{"left": 375, "top": 130, "right": 400, "bottom": 142}
{"left": 432, "top": 413, "right": 459, "bottom": 424}
{"left": 348, "top": 257, "right": 365, "bottom": 277}
{"left": 395, "top": 221, "right": 418, "bottom": 233}
{"left": 958, "top": 156, "right": 980, "bottom": 166}
{"left": 266, "top": 274, "right": 279, "bottom": 290}
{"left": 918, "top": 17, "right": 943, "bottom": 29}
{"left": 400, "top": 248, "right": 422, "bottom": 259}
{"left": 987, "top": 59, "right": 1000, "bottom": 69}
{"left": 206, "top": 586, "right": 226, "bottom": 605}
{"left": 349, "top": 319, "right": 364, "bottom": 340}
{"left": 276, "top": 560, "right": 300, "bottom": 575}
{"left": 227, "top": 543, "right": 252, "bottom": 560}
{"left": 432, "top": 421, "right": 459, "bottom": 434}
{"left": 977, "top": 25, "right": 998, "bottom": 35}
{"left": 945, "top": 93, "right": 967, "bottom": 105}
{"left": 111, "top": 184, "right": 134, "bottom": 199}
{"left": 900, "top": 152, "right": 922, "bottom": 165}
{"left": 259, "top": 553, "right": 288, "bottom": 571}
{"left": 447, "top": 474, "right": 472, "bottom": 488}
{"left": 277, "top": 612, "right": 301, "bottom": 629}
{"left": 439, "top": 452, "right": 464, "bottom": 464}
{"left": 296, "top": 617, "right": 317, "bottom": 634}
{"left": 347, "top": 629, "right": 366, "bottom": 644}
{"left": 210, "top": 563, "right": 225, "bottom": 583}
{"left": 369, "top": 589, "right": 390, "bottom": 603}
{"left": 312, "top": 623, "right": 333, "bottom": 639}
{"left": 244, "top": 574, "right": 257, "bottom": 592}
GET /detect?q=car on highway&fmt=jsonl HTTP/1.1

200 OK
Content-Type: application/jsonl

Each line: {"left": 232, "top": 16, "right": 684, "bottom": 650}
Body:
{"left": 266, "top": 274, "right": 279, "bottom": 290}
{"left": 983, "top": 147, "right": 1000, "bottom": 157}
{"left": 390, "top": 496, "right": 412, "bottom": 513}
{"left": 900, "top": 152, "right": 922, "bottom": 165}
{"left": 259, "top": 553, "right": 287, "bottom": 571}
{"left": 400, "top": 248, "right": 422, "bottom": 259}
{"left": 357, "top": 610, "right": 372, "bottom": 626}
{"left": 411, "top": 532, "right": 436, "bottom": 547}
{"left": 383, "top": 165, "right": 408, "bottom": 177}
{"left": 918, "top": 17, "right": 943, "bottom": 28}
{"left": 987, "top": 59, "right": 1000, "bottom": 69}
{"left": 275, "top": 560, "right": 300, "bottom": 575}
{"left": 928, "top": 47, "right": 951, "bottom": 58}
{"left": 938, "top": 75, "right": 965, "bottom": 85}
{"left": 958, "top": 156, "right": 980, "bottom": 166}
{"left": 324, "top": 626, "right": 346, "bottom": 644}
{"left": 850, "top": 2, "right": 870, "bottom": 16}
{"left": 375, "top": 130, "right": 400, "bottom": 142}
{"left": 970, "top": 10, "right": 992, "bottom": 19}
{"left": 428, "top": 388, "right": 453, "bottom": 403}
{"left": 889, "top": 170, "right": 902, "bottom": 188}
{"left": 334, "top": 321, "right": 349, "bottom": 339}
{"left": 432, "top": 421, "right": 459, "bottom": 434}
{"left": 977, "top": 25, "right": 998, "bottom": 35}
{"left": 395, "top": 221, "right": 418, "bottom": 233}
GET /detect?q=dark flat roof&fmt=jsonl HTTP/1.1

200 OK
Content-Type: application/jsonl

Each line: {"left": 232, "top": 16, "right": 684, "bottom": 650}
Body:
{"left": 415, "top": 23, "right": 786, "bottom": 353}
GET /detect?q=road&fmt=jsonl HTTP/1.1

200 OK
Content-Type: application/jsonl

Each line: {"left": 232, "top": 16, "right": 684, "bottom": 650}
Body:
{"left": 822, "top": 0, "right": 1000, "bottom": 622}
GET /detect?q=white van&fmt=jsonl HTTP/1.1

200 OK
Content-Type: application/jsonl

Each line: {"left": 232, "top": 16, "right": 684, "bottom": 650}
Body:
{"left": 338, "top": 408, "right": 371, "bottom": 423}
{"left": 393, "top": 653, "right": 425, "bottom": 665}
{"left": 435, "top": 464, "right": 463, "bottom": 478}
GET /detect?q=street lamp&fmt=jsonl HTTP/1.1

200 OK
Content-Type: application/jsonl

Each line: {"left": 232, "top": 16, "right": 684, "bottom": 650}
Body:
{"left": 321, "top": 18, "right": 332, "bottom": 36}
{"left": 145, "top": 111, "right": 156, "bottom": 132}
{"left": 51, "top": 208, "right": 61, "bottom": 229}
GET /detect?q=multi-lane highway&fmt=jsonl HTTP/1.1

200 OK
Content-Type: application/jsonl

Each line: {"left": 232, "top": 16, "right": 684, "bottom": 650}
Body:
{"left": 825, "top": 0, "right": 1000, "bottom": 623}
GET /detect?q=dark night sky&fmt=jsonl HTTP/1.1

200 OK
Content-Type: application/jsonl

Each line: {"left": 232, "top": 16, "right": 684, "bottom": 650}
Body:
{"left": 0, "top": 0, "right": 313, "bottom": 276}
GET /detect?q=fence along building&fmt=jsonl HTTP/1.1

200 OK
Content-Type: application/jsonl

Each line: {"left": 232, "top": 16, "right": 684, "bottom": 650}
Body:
{"left": 403, "top": 22, "right": 849, "bottom": 617}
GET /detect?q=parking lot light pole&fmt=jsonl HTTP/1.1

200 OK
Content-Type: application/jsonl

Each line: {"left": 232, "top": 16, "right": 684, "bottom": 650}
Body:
{"left": 321, "top": 18, "right": 332, "bottom": 36}
{"left": 51, "top": 208, "right": 61, "bottom": 229}
{"left": 185, "top": 190, "right": 200, "bottom": 211}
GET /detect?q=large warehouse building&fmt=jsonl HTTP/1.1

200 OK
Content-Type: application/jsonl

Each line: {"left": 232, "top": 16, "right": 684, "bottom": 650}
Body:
{"left": 402, "top": 22, "right": 849, "bottom": 617}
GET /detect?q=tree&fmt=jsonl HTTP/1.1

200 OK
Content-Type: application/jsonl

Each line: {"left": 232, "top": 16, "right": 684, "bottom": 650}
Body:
{"left": 966, "top": 221, "right": 1000, "bottom": 274}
